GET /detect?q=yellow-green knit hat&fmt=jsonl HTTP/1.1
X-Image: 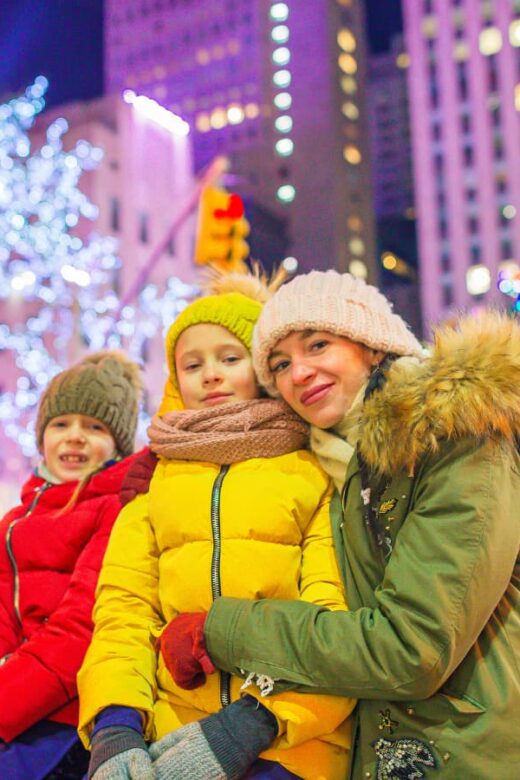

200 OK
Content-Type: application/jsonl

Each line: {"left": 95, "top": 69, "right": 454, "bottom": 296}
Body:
{"left": 159, "top": 267, "right": 286, "bottom": 413}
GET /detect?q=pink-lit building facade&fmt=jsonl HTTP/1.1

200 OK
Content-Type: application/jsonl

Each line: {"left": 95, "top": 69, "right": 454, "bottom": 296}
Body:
{"left": 31, "top": 93, "right": 197, "bottom": 413}
{"left": 403, "top": 0, "right": 520, "bottom": 329}
{"left": 103, "top": 0, "right": 379, "bottom": 280}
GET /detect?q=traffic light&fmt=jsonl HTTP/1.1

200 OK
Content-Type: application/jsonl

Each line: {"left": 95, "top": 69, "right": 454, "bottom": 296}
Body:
{"left": 194, "top": 186, "right": 250, "bottom": 272}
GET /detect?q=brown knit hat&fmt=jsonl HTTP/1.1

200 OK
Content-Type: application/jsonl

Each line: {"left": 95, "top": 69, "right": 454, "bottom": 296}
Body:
{"left": 36, "top": 351, "right": 142, "bottom": 457}
{"left": 253, "top": 270, "right": 424, "bottom": 394}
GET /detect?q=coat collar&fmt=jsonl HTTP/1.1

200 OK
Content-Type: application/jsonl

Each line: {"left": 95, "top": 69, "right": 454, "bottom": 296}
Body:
{"left": 358, "top": 311, "right": 520, "bottom": 477}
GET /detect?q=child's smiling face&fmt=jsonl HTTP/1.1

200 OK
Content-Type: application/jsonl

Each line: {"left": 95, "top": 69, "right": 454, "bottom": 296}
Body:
{"left": 175, "top": 323, "right": 260, "bottom": 411}
{"left": 43, "top": 414, "right": 116, "bottom": 482}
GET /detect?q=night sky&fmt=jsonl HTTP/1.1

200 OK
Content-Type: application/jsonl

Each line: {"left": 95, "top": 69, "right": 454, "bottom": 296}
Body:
{"left": 0, "top": 0, "right": 402, "bottom": 109}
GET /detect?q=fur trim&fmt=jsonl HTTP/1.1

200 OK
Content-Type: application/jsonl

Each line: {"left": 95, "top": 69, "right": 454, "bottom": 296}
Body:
{"left": 359, "top": 311, "right": 520, "bottom": 476}
{"left": 201, "top": 261, "right": 288, "bottom": 303}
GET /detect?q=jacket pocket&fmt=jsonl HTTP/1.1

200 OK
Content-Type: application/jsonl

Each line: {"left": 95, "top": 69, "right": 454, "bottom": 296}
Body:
{"left": 438, "top": 691, "right": 486, "bottom": 716}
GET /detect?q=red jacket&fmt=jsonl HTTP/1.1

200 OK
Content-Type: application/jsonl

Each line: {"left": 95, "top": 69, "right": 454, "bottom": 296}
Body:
{"left": 0, "top": 456, "right": 134, "bottom": 742}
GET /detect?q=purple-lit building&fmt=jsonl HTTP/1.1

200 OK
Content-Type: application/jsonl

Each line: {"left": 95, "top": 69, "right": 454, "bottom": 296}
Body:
{"left": 104, "top": 0, "right": 378, "bottom": 279}
{"left": 403, "top": 0, "right": 520, "bottom": 330}
{"left": 367, "top": 35, "right": 422, "bottom": 335}
{"left": 368, "top": 36, "right": 414, "bottom": 220}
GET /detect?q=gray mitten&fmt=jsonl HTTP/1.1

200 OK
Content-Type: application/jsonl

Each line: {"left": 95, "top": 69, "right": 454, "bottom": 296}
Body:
{"left": 90, "top": 747, "right": 156, "bottom": 779}
{"left": 150, "top": 721, "right": 225, "bottom": 780}
{"left": 149, "top": 695, "right": 277, "bottom": 780}
{"left": 89, "top": 726, "right": 155, "bottom": 779}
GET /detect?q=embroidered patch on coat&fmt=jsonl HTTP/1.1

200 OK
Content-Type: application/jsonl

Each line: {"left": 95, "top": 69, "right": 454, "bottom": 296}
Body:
{"left": 372, "top": 737, "right": 438, "bottom": 779}
{"left": 379, "top": 498, "right": 398, "bottom": 514}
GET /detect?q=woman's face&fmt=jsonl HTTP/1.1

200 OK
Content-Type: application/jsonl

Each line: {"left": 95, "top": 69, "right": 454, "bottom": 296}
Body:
{"left": 268, "top": 330, "right": 381, "bottom": 428}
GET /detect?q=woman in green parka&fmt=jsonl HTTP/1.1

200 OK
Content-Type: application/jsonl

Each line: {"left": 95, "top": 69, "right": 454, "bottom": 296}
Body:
{"left": 161, "top": 270, "right": 520, "bottom": 780}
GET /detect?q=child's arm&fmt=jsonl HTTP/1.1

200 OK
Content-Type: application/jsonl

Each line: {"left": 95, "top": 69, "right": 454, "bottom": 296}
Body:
{"left": 77, "top": 493, "right": 163, "bottom": 748}
{"left": 0, "top": 497, "right": 120, "bottom": 742}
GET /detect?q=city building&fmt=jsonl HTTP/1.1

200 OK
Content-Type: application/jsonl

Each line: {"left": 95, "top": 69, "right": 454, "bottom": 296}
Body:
{"left": 367, "top": 34, "right": 422, "bottom": 335}
{"left": 0, "top": 92, "right": 196, "bottom": 509}
{"left": 403, "top": 0, "right": 520, "bottom": 329}
{"left": 104, "top": 0, "right": 379, "bottom": 280}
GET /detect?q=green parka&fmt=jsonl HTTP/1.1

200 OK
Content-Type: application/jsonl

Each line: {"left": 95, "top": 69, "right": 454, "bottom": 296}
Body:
{"left": 205, "top": 312, "right": 520, "bottom": 779}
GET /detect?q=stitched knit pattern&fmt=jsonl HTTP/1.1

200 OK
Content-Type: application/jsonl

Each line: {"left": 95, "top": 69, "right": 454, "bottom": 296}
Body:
{"left": 148, "top": 398, "right": 308, "bottom": 462}
{"left": 252, "top": 270, "right": 424, "bottom": 394}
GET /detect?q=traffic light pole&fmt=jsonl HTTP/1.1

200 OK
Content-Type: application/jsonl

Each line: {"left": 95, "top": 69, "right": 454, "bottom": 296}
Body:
{"left": 106, "top": 155, "right": 229, "bottom": 336}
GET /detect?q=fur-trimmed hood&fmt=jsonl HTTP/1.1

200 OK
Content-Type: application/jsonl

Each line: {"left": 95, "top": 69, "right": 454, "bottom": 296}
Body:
{"left": 359, "top": 311, "right": 520, "bottom": 476}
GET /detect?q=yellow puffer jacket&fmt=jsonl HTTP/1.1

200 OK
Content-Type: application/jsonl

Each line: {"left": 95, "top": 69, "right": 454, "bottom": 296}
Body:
{"left": 78, "top": 451, "right": 355, "bottom": 779}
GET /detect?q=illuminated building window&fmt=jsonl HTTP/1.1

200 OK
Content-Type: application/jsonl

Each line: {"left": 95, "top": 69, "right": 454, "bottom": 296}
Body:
{"left": 347, "top": 215, "right": 362, "bottom": 231}
{"left": 466, "top": 265, "right": 490, "bottom": 296}
{"left": 274, "top": 92, "right": 292, "bottom": 110}
{"left": 470, "top": 245, "right": 481, "bottom": 265}
{"left": 468, "top": 216, "right": 479, "bottom": 235}
{"left": 441, "top": 251, "right": 451, "bottom": 273}
{"left": 453, "top": 41, "right": 469, "bottom": 60}
{"left": 275, "top": 138, "right": 294, "bottom": 156}
{"left": 349, "top": 237, "right": 365, "bottom": 255}
{"left": 337, "top": 29, "right": 356, "bottom": 52}
{"left": 196, "top": 113, "right": 211, "bottom": 132}
{"left": 422, "top": 16, "right": 438, "bottom": 39}
{"left": 343, "top": 145, "right": 361, "bottom": 164}
{"left": 463, "top": 145, "right": 474, "bottom": 167}
{"left": 341, "top": 101, "right": 359, "bottom": 120}
{"left": 515, "top": 84, "right": 520, "bottom": 111}
{"left": 272, "top": 47, "right": 291, "bottom": 66}
{"left": 227, "top": 104, "right": 245, "bottom": 124}
{"left": 339, "top": 53, "right": 357, "bottom": 74}
{"left": 511, "top": 20, "right": 520, "bottom": 46}
{"left": 244, "top": 103, "right": 260, "bottom": 119}
{"left": 275, "top": 115, "right": 293, "bottom": 133}
{"left": 501, "top": 238, "right": 513, "bottom": 259}
{"left": 479, "top": 27, "right": 502, "bottom": 55}
{"left": 270, "top": 3, "right": 289, "bottom": 22}
{"left": 341, "top": 76, "right": 357, "bottom": 93}
{"left": 277, "top": 184, "right": 296, "bottom": 202}
{"left": 272, "top": 24, "right": 289, "bottom": 44}
{"left": 273, "top": 69, "right": 291, "bottom": 87}
{"left": 210, "top": 107, "right": 227, "bottom": 129}
{"left": 349, "top": 260, "right": 367, "bottom": 278}
{"left": 196, "top": 49, "right": 211, "bottom": 65}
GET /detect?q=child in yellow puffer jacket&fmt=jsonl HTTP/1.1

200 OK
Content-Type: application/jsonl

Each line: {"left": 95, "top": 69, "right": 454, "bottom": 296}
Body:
{"left": 78, "top": 269, "right": 356, "bottom": 780}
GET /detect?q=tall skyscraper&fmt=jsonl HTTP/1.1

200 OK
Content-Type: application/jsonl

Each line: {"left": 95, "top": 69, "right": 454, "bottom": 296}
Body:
{"left": 367, "top": 34, "right": 422, "bottom": 335}
{"left": 403, "top": 0, "right": 520, "bottom": 329}
{"left": 104, "top": 0, "right": 378, "bottom": 279}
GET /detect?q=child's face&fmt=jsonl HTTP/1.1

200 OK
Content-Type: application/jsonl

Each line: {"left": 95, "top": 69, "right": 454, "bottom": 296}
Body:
{"left": 43, "top": 413, "right": 116, "bottom": 482}
{"left": 175, "top": 323, "right": 260, "bottom": 411}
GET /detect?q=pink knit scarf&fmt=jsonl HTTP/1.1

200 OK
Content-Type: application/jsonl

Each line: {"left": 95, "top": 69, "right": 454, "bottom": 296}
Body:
{"left": 148, "top": 398, "right": 309, "bottom": 463}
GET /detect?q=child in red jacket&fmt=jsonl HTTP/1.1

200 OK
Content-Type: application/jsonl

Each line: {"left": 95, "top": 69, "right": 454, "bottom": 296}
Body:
{"left": 0, "top": 351, "right": 141, "bottom": 779}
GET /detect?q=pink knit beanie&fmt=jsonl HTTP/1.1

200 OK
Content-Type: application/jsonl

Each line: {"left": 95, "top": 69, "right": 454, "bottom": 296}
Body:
{"left": 253, "top": 270, "right": 423, "bottom": 393}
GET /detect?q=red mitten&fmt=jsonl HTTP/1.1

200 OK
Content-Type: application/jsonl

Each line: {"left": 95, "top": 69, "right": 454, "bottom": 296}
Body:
{"left": 119, "top": 447, "right": 158, "bottom": 505}
{"left": 158, "top": 612, "right": 215, "bottom": 690}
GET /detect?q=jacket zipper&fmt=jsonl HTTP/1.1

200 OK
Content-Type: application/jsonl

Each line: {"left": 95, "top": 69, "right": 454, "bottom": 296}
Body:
{"left": 210, "top": 464, "right": 230, "bottom": 708}
{"left": 6, "top": 482, "right": 51, "bottom": 627}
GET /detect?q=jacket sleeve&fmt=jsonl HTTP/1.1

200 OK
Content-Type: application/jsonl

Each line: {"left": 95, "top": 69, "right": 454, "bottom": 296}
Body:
{"left": 0, "top": 497, "right": 121, "bottom": 742}
{"left": 245, "top": 483, "right": 356, "bottom": 750}
{"left": 77, "top": 493, "right": 163, "bottom": 748}
{"left": 206, "top": 437, "right": 520, "bottom": 701}
{"left": 0, "top": 510, "right": 24, "bottom": 661}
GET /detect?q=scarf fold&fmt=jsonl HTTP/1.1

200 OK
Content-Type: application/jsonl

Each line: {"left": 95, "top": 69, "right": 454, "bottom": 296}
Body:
{"left": 148, "top": 398, "right": 309, "bottom": 463}
{"left": 310, "top": 384, "right": 366, "bottom": 493}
